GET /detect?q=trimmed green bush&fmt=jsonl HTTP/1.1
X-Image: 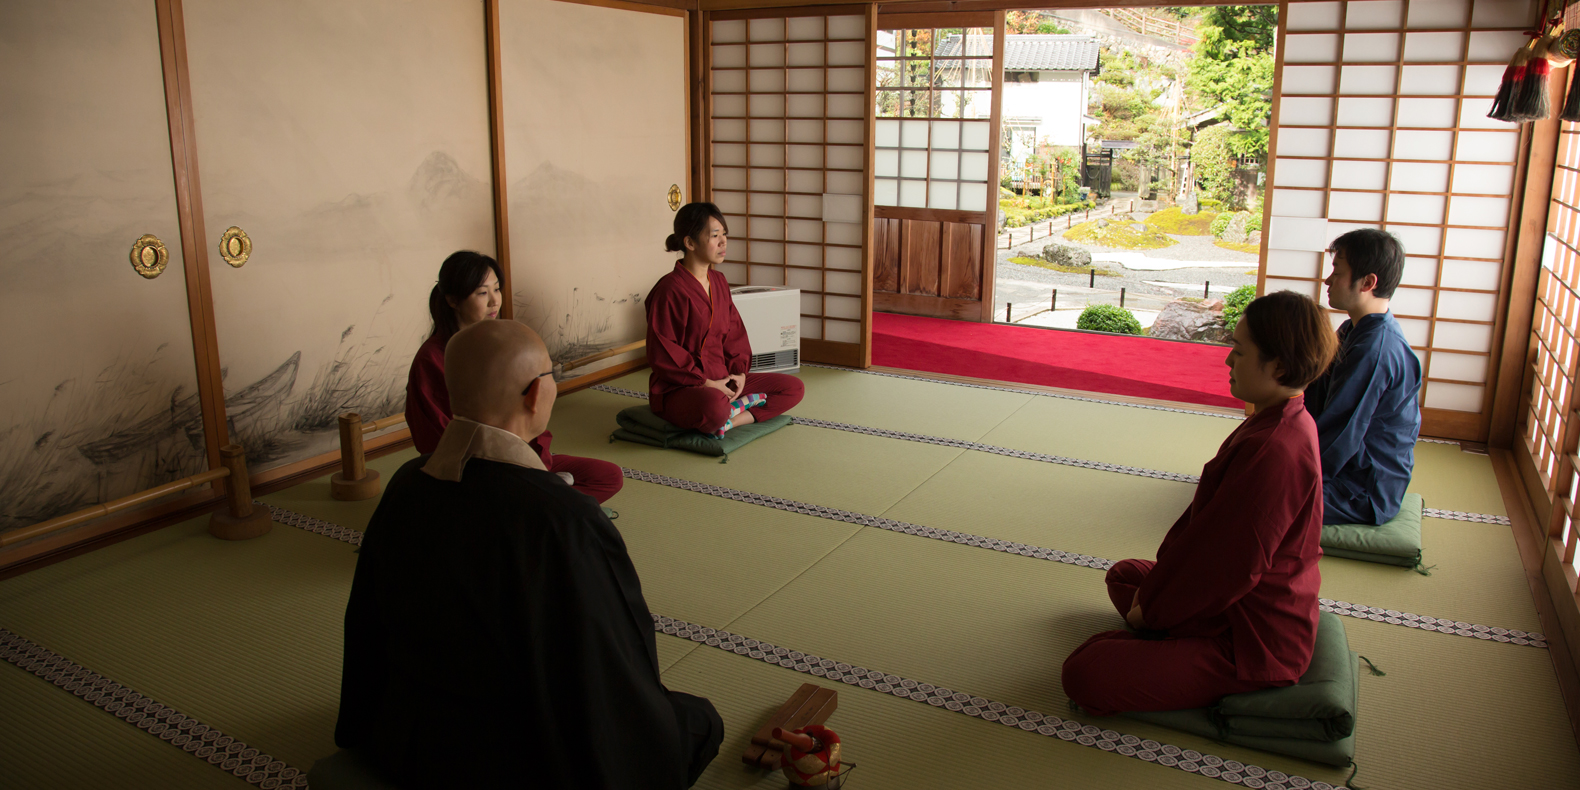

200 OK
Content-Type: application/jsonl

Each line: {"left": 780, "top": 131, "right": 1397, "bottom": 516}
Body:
{"left": 1222, "top": 284, "right": 1257, "bottom": 333}
{"left": 1077, "top": 304, "right": 1144, "bottom": 335}
{"left": 999, "top": 199, "right": 1097, "bottom": 229}
{"left": 1210, "top": 212, "right": 1234, "bottom": 238}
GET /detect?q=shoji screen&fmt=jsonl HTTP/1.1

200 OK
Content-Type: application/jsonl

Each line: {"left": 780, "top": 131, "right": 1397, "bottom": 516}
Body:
{"left": 1267, "top": 0, "right": 1536, "bottom": 440}
{"left": 708, "top": 8, "right": 872, "bottom": 365}
{"left": 873, "top": 28, "right": 996, "bottom": 212}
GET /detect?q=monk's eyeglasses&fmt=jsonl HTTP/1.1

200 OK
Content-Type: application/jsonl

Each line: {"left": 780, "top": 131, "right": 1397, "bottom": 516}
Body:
{"left": 522, "top": 371, "right": 554, "bottom": 395}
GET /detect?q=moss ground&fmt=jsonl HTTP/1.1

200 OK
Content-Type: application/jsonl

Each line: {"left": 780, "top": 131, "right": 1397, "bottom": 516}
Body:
{"left": 1143, "top": 206, "right": 1218, "bottom": 236}
{"left": 1063, "top": 218, "right": 1177, "bottom": 250}
{"left": 1007, "top": 256, "right": 1120, "bottom": 276}
{"left": 1215, "top": 240, "right": 1261, "bottom": 254}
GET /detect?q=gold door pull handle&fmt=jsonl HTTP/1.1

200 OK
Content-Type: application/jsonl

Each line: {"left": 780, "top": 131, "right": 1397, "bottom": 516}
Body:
{"left": 130, "top": 235, "right": 169, "bottom": 279}
{"left": 219, "top": 226, "right": 252, "bottom": 267}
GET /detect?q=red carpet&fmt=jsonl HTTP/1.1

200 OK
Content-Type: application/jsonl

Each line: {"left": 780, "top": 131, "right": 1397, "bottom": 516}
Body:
{"left": 872, "top": 312, "right": 1241, "bottom": 409}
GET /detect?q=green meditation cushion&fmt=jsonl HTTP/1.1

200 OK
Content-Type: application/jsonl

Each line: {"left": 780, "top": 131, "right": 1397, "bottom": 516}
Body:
{"left": 611, "top": 405, "right": 792, "bottom": 459}
{"left": 1125, "top": 611, "right": 1358, "bottom": 767}
{"left": 306, "top": 750, "right": 399, "bottom": 790}
{"left": 1321, "top": 493, "right": 1424, "bottom": 568}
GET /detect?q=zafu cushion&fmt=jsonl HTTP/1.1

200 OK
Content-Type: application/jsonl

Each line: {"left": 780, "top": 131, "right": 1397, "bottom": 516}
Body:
{"left": 1126, "top": 611, "right": 1358, "bottom": 767}
{"left": 306, "top": 750, "right": 399, "bottom": 790}
{"left": 612, "top": 405, "right": 792, "bottom": 459}
{"left": 1321, "top": 493, "right": 1424, "bottom": 568}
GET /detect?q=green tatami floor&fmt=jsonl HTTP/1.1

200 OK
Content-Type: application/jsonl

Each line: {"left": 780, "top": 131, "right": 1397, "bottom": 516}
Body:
{"left": 1, "top": 365, "right": 1573, "bottom": 789}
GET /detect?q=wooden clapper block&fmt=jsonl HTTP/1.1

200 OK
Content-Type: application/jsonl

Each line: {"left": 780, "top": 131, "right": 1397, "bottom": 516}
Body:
{"left": 742, "top": 683, "right": 838, "bottom": 769}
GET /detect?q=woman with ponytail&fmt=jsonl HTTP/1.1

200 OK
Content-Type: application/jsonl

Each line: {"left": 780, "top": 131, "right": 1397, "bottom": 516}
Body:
{"left": 406, "top": 251, "right": 623, "bottom": 505}
{"left": 645, "top": 203, "right": 804, "bottom": 436}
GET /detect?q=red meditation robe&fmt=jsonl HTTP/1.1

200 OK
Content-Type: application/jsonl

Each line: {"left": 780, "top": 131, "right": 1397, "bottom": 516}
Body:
{"left": 644, "top": 262, "right": 752, "bottom": 413}
{"left": 405, "top": 334, "right": 554, "bottom": 461}
{"left": 1138, "top": 395, "right": 1324, "bottom": 683}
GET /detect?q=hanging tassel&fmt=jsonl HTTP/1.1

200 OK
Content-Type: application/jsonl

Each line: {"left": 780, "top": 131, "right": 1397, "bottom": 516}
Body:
{"left": 1412, "top": 561, "right": 1436, "bottom": 577}
{"left": 1488, "top": 48, "right": 1529, "bottom": 122}
{"left": 1555, "top": 29, "right": 1580, "bottom": 121}
{"left": 1358, "top": 656, "right": 1387, "bottom": 676}
{"left": 1514, "top": 38, "right": 1553, "bottom": 121}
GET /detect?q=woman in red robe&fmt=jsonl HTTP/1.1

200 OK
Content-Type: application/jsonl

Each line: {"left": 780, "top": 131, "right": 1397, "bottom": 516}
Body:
{"left": 1062, "top": 291, "right": 1338, "bottom": 716}
{"left": 645, "top": 203, "right": 803, "bottom": 435}
{"left": 406, "top": 251, "right": 623, "bottom": 505}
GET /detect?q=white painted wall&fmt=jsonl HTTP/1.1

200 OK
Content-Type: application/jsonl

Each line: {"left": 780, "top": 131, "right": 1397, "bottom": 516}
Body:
{"left": 999, "top": 70, "right": 1088, "bottom": 155}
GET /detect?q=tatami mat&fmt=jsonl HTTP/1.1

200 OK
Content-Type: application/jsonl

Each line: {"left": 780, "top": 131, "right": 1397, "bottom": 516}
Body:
{"left": 664, "top": 640, "right": 1228, "bottom": 790}
{"left": 548, "top": 388, "right": 967, "bottom": 516}
{"left": 607, "top": 369, "right": 1509, "bottom": 518}
{"left": 0, "top": 659, "right": 250, "bottom": 790}
{"left": 0, "top": 515, "right": 355, "bottom": 769}
{"left": 1, "top": 364, "right": 1569, "bottom": 789}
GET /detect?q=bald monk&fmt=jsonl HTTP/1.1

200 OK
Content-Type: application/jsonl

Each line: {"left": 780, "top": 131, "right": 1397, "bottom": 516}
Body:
{"left": 1062, "top": 292, "right": 1337, "bottom": 716}
{"left": 336, "top": 320, "right": 723, "bottom": 788}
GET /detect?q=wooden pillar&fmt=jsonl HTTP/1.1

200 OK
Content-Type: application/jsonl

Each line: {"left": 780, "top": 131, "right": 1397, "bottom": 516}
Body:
{"left": 332, "top": 413, "right": 382, "bottom": 501}
{"left": 208, "top": 444, "right": 272, "bottom": 540}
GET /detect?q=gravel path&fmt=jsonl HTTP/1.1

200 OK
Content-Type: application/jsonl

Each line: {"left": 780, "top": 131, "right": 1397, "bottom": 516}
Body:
{"left": 991, "top": 208, "right": 1259, "bottom": 322}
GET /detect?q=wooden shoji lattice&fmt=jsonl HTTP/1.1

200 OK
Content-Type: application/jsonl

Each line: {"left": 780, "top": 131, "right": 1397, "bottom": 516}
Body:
{"left": 709, "top": 11, "right": 870, "bottom": 345}
{"left": 1266, "top": 0, "right": 1536, "bottom": 439}
{"left": 1533, "top": 110, "right": 1580, "bottom": 583}
{"left": 874, "top": 27, "right": 996, "bottom": 212}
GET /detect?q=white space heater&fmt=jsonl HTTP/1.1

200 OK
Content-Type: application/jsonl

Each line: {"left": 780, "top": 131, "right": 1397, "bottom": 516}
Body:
{"left": 731, "top": 286, "right": 800, "bottom": 373}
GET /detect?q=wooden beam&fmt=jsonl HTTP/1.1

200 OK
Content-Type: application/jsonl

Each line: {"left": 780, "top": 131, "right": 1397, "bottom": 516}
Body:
{"left": 860, "top": 2, "right": 878, "bottom": 367}
{"left": 877, "top": 11, "right": 993, "bottom": 28}
{"left": 553, "top": 0, "right": 692, "bottom": 15}
{"left": 155, "top": 0, "right": 227, "bottom": 470}
{"left": 485, "top": 0, "right": 515, "bottom": 319}
{"left": 1256, "top": 2, "right": 1291, "bottom": 299}
{"left": 1491, "top": 448, "right": 1580, "bottom": 754}
{"left": 1490, "top": 69, "right": 1564, "bottom": 449}
{"left": 980, "top": 10, "right": 1005, "bottom": 320}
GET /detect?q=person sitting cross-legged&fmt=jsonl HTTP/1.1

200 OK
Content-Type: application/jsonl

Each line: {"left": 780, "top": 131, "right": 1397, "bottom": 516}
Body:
{"left": 1061, "top": 291, "right": 1337, "bottom": 717}
{"left": 1307, "top": 228, "right": 1423, "bottom": 525}
{"left": 336, "top": 320, "right": 722, "bottom": 788}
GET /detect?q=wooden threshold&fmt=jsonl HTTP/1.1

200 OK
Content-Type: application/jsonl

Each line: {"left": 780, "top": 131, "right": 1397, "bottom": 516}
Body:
{"left": 1491, "top": 448, "right": 1580, "bottom": 754}
{"left": 847, "top": 364, "right": 1249, "bottom": 417}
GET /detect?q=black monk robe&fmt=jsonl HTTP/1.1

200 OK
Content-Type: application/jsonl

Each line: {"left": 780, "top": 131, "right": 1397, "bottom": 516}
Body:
{"left": 335, "top": 418, "right": 721, "bottom": 788}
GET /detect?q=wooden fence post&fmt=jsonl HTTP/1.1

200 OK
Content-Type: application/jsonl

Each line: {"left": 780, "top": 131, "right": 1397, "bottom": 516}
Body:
{"left": 332, "top": 413, "right": 382, "bottom": 501}
{"left": 208, "top": 444, "right": 272, "bottom": 540}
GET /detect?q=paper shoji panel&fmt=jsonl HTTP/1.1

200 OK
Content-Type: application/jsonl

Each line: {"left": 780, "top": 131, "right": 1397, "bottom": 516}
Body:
{"left": 1268, "top": 0, "right": 1535, "bottom": 424}
{"left": 874, "top": 28, "right": 995, "bottom": 212}
{"left": 710, "top": 13, "right": 869, "bottom": 344}
{"left": 1527, "top": 122, "right": 1580, "bottom": 490}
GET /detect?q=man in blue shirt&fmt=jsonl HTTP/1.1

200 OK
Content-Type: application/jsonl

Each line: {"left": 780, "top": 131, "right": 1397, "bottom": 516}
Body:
{"left": 1304, "top": 228, "right": 1422, "bottom": 525}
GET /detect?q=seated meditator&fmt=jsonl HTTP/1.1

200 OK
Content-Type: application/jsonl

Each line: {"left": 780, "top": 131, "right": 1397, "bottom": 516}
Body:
{"left": 1062, "top": 291, "right": 1337, "bottom": 716}
{"left": 336, "top": 320, "right": 723, "bottom": 788}
{"left": 1307, "top": 228, "right": 1423, "bottom": 525}
{"left": 646, "top": 203, "right": 804, "bottom": 435}
{"left": 406, "top": 250, "right": 623, "bottom": 504}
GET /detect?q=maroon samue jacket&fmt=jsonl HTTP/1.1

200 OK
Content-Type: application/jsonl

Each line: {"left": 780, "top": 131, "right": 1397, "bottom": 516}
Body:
{"left": 644, "top": 263, "right": 751, "bottom": 412}
{"left": 405, "top": 333, "right": 554, "bottom": 461}
{"left": 1139, "top": 395, "right": 1324, "bottom": 683}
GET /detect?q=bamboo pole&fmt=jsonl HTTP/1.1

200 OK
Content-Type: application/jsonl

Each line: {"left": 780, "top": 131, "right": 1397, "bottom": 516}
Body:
{"left": 360, "top": 413, "right": 408, "bottom": 435}
{"left": 0, "top": 468, "right": 229, "bottom": 548}
{"left": 560, "top": 339, "right": 647, "bottom": 374}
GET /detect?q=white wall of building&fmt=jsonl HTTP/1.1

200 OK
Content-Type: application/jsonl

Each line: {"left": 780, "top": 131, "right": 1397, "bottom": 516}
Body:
{"left": 999, "top": 70, "right": 1087, "bottom": 154}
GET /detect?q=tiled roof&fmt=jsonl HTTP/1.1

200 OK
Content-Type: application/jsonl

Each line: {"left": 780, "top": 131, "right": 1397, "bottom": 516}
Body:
{"left": 935, "top": 34, "right": 1101, "bottom": 72}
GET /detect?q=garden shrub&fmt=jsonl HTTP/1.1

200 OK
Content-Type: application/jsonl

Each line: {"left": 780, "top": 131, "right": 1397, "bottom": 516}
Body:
{"left": 1210, "top": 212, "right": 1234, "bottom": 238}
{"left": 1221, "top": 284, "right": 1257, "bottom": 333}
{"left": 1077, "top": 304, "right": 1144, "bottom": 335}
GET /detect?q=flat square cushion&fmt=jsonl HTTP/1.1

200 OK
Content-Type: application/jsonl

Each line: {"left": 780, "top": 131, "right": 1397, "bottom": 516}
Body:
{"left": 612, "top": 405, "right": 792, "bottom": 458}
{"left": 307, "top": 750, "right": 399, "bottom": 790}
{"left": 1125, "top": 611, "right": 1358, "bottom": 767}
{"left": 1321, "top": 492, "right": 1423, "bottom": 568}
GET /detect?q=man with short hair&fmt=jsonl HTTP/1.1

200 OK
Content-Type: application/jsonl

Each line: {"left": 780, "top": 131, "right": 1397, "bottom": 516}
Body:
{"left": 335, "top": 320, "right": 722, "bottom": 788}
{"left": 1306, "top": 228, "right": 1422, "bottom": 526}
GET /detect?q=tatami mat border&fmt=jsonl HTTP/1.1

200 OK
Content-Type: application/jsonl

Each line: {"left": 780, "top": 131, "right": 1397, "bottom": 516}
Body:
{"left": 587, "top": 386, "right": 1512, "bottom": 526}
{"left": 651, "top": 613, "right": 1345, "bottom": 790}
{"left": 0, "top": 628, "right": 308, "bottom": 788}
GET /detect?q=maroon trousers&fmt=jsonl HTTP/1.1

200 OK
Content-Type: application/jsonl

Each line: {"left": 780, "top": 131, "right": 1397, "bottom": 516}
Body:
{"left": 1060, "top": 559, "right": 1289, "bottom": 717}
{"left": 532, "top": 432, "right": 622, "bottom": 505}
{"left": 652, "top": 372, "right": 804, "bottom": 434}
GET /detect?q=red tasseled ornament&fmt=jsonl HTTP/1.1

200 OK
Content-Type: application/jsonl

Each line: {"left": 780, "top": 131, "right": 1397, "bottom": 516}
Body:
{"left": 1514, "top": 47, "right": 1553, "bottom": 121}
{"left": 1489, "top": 49, "right": 1528, "bottom": 122}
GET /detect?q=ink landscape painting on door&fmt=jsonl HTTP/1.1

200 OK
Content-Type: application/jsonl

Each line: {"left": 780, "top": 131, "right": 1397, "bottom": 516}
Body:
{"left": 184, "top": 0, "right": 496, "bottom": 473}
{"left": 0, "top": 0, "right": 205, "bottom": 534}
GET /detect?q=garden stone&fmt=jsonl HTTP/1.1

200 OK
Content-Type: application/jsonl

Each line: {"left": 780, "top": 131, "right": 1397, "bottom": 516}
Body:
{"left": 1131, "top": 222, "right": 1149, "bottom": 232}
{"left": 1223, "top": 213, "right": 1250, "bottom": 244}
{"left": 1040, "top": 243, "right": 1092, "bottom": 269}
{"left": 1248, "top": 230, "right": 1262, "bottom": 246}
{"left": 1204, "top": 299, "right": 1225, "bottom": 311}
{"left": 1180, "top": 192, "right": 1200, "bottom": 215}
{"left": 1150, "top": 299, "right": 1230, "bottom": 344}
